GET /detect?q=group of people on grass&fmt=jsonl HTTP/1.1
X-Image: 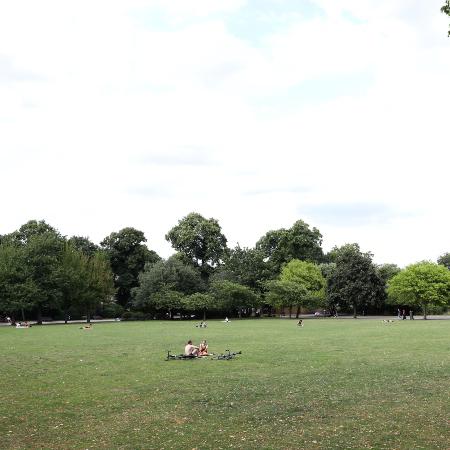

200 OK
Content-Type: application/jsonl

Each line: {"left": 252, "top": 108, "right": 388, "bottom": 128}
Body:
{"left": 184, "top": 339, "right": 209, "bottom": 357}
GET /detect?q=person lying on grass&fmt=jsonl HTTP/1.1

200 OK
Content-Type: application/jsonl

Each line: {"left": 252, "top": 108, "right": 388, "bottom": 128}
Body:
{"left": 184, "top": 340, "right": 199, "bottom": 356}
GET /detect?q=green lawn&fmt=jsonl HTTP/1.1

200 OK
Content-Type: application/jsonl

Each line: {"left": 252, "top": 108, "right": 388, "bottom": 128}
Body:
{"left": 1, "top": 319, "right": 449, "bottom": 449}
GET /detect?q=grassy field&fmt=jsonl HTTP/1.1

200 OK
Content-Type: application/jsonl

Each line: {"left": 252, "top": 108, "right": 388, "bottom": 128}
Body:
{"left": 0, "top": 319, "right": 449, "bottom": 450}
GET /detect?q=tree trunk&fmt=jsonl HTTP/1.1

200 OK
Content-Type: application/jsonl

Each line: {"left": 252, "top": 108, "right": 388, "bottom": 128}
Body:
{"left": 203, "top": 309, "right": 206, "bottom": 321}
{"left": 295, "top": 306, "right": 300, "bottom": 319}
{"left": 64, "top": 308, "right": 68, "bottom": 324}
{"left": 36, "top": 307, "right": 43, "bottom": 325}
{"left": 289, "top": 305, "right": 292, "bottom": 319}
{"left": 423, "top": 303, "right": 427, "bottom": 320}
{"left": 353, "top": 305, "right": 357, "bottom": 318}
{"left": 21, "top": 307, "right": 25, "bottom": 322}
{"left": 86, "top": 310, "right": 91, "bottom": 324}
{"left": 238, "top": 308, "right": 242, "bottom": 319}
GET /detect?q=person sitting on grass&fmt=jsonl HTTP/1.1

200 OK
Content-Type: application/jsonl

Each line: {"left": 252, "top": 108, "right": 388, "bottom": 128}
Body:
{"left": 80, "top": 324, "right": 92, "bottom": 330}
{"left": 198, "top": 340, "right": 209, "bottom": 356}
{"left": 184, "top": 340, "right": 199, "bottom": 357}
{"left": 297, "top": 319, "right": 304, "bottom": 327}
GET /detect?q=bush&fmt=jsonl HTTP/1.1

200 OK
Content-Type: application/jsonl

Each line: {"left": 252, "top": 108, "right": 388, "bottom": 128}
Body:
{"left": 102, "top": 303, "right": 124, "bottom": 318}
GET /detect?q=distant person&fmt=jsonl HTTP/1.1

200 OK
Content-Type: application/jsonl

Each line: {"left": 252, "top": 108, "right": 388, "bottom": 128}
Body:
{"left": 297, "top": 319, "right": 304, "bottom": 327}
{"left": 184, "top": 340, "right": 199, "bottom": 356}
{"left": 402, "top": 309, "right": 407, "bottom": 320}
{"left": 410, "top": 310, "right": 414, "bottom": 320}
{"left": 397, "top": 308, "right": 401, "bottom": 319}
{"left": 223, "top": 317, "right": 230, "bottom": 323}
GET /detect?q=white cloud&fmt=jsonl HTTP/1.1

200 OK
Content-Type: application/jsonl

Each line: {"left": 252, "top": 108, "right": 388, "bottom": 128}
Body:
{"left": 0, "top": 0, "right": 449, "bottom": 267}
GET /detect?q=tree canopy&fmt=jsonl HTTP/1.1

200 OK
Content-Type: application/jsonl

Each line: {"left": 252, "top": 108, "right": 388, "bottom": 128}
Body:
{"left": 132, "top": 256, "right": 204, "bottom": 315}
{"left": 165, "top": 212, "right": 228, "bottom": 280}
{"left": 327, "top": 244, "right": 386, "bottom": 317}
{"left": 256, "top": 220, "right": 323, "bottom": 274}
{"left": 437, "top": 253, "right": 450, "bottom": 270}
{"left": 388, "top": 262, "right": 450, "bottom": 318}
{"left": 101, "top": 227, "right": 159, "bottom": 306}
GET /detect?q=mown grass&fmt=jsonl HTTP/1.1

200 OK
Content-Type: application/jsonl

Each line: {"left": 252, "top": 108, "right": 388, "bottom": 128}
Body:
{"left": 0, "top": 319, "right": 449, "bottom": 449}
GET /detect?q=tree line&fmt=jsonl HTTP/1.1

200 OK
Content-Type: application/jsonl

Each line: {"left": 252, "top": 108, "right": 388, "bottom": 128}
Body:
{"left": 1, "top": 214, "right": 449, "bottom": 323}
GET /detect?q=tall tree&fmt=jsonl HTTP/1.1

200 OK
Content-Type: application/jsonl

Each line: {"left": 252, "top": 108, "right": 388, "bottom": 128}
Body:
{"left": 60, "top": 244, "right": 87, "bottom": 323}
{"left": 101, "top": 227, "right": 159, "bottom": 306}
{"left": 132, "top": 256, "right": 203, "bottom": 315}
{"left": 80, "top": 252, "right": 115, "bottom": 323}
{"left": 327, "top": 244, "right": 386, "bottom": 318}
{"left": 0, "top": 244, "right": 29, "bottom": 320}
{"left": 256, "top": 220, "right": 323, "bottom": 274}
{"left": 388, "top": 262, "right": 450, "bottom": 319}
{"left": 437, "top": 253, "right": 450, "bottom": 270}
{"left": 0, "top": 221, "right": 65, "bottom": 322}
{"left": 165, "top": 212, "right": 228, "bottom": 281}
{"left": 265, "top": 279, "right": 307, "bottom": 318}
{"left": 280, "top": 259, "right": 326, "bottom": 317}
{"left": 22, "top": 232, "right": 65, "bottom": 324}
{"left": 218, "top": 245, "right": 274, "bottom": 290}
{"left": 376, "top": 263, "right": 401, "bottom": 286}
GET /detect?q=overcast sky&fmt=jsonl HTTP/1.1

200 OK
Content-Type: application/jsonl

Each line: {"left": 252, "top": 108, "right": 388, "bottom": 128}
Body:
{"left": 1, "top": 0, "right": 449, "bottom": 267}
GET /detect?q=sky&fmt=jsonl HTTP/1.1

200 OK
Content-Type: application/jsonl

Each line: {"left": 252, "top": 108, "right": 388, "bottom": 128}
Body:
{"left": 1, "top": 0, "right": 449, "bottom": 267}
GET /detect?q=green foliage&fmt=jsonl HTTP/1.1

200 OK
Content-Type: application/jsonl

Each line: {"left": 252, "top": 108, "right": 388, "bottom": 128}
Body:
{"left": 165, "top": 212, "right": 228, "bottom": 280}
{"left": 319, "top": 262, "right": 336, "bottom": 281}
{"left": 217, "top": 245, "right": 274, "bottom": 291}
{"left": 0, "top": 244, "right": 29, "bottom": 319}
{"left": 210, "top": 280, "right": 258, "bottom": 314}
{"left": 442, "top": 0, "right": 450, "bottom": 36}
{"left": 388, "top": 261, "right": 450, "bottom": 318}
{"left": 6, "top": 219, "right": 61, "bottom": 245}
{"left": 151, "top": 289, "right": 184, "bottom": 315}
{"left": 183, "top": 293, "right": 216, "bottom": 320}
{"left": 132, "top": 256, "right": 204, "bottom": 314}
{"left": 437, "top": 252, "right": 450, "bottom": 270}
{"left": 376, "top": 263, "right": 401, "bottom": 285}
{"left": 327, "top": 244, "right": 386, "bottom": 317}
{"left": 281, "top": 259, "right": 326, "bottom": 306}
{"left": 67, "top": 236, "right": 99, "bottom": 256}
{"left": 101, "top": 227, "right": 160, "bottom": 306}
{"left": 80, "top": 252, "right": 116, "bottom": 322}
{"left": 256, "top": 219, "right": 323, "bottom": 274}
{"left": 61, "top": 246, "right": 115, "bottom": 323}
{"left": 21, "top": 231, "right": 66, "bottom": 323}
{"left": 101, "top": 302, "right": 124, "bottom": 318}
{"left": 265, "top": 279, "right": 307, "bottom": 312}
